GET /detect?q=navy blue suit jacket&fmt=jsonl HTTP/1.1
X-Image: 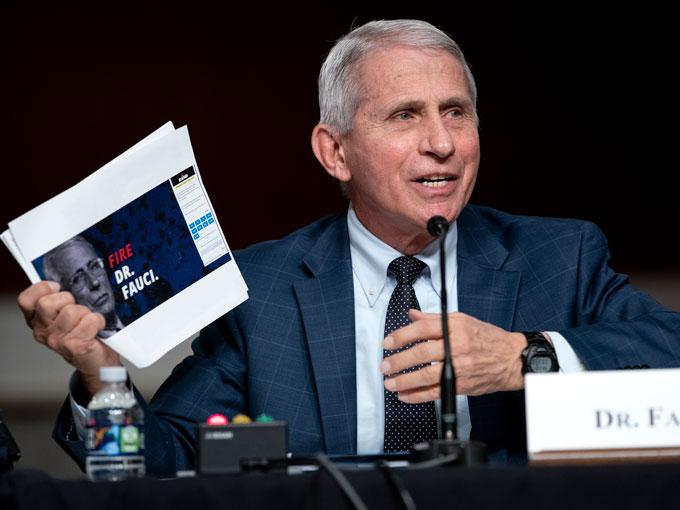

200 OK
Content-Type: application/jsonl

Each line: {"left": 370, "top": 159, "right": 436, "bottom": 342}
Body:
{"left": 54, "top": 205, "right": 680, "bottom": 476}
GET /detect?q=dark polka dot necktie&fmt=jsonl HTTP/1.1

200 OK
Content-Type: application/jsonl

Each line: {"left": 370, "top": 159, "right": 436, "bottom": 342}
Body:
{"left": 383, "top": 256, "right": 437, "bottom": 452}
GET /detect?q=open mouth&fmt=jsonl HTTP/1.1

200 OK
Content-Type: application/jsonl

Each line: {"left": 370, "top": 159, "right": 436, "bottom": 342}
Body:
{"left": 415, "top": 175, "right": 456, "bottom": 188}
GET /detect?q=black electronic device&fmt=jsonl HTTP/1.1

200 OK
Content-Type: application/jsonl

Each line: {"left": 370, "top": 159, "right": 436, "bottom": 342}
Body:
{"left": 197, "top": 421, "right": 287, "bottom": 475}
{"left": 521, "top": 331, "right": 559, "bottom": 373}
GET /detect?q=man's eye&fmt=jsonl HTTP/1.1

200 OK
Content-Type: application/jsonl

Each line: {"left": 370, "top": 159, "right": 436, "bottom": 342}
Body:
{"left": 88, "top": 258, "right": 103, "bottom": 271}
{"left": 447, "top": 108, "right": 463, "bottom": 118}
{"left": 396, "top": 112, "right": 412, "bottom": 120}
{"left": 71, "top": 273, "right": 83, "bottom": 286}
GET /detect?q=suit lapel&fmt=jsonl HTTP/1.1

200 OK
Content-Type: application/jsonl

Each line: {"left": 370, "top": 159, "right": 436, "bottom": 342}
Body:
{"left": 456, "top": 206, "right": 519, "bottom": 331}
{"left": 456, "top": 207, "right": 521, "bottom": 448}
{"left": 293, "top": 215, "right": 357, "bottom": 454}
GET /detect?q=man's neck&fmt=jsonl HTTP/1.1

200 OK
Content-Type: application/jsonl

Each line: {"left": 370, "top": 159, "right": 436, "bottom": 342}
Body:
{"left": 352, "top": 208, "right": 433, "bottom": 255}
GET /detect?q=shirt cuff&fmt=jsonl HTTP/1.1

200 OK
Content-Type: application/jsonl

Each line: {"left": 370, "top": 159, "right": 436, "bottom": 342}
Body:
{"left": 545, "top": 331, "right": 586, "bottom": 373}
{"left": 68, "top": 372, "right": 89, "bottom": 440}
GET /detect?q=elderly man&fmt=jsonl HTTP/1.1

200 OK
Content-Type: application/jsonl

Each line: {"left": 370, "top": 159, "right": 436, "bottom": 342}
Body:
{"left": 18, "top": 19, "right": 680, "bottom": 475}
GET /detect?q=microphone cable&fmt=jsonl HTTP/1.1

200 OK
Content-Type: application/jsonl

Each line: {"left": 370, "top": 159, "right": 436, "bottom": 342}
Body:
{"left": 315, "top": 452, "right": 368, "bottom": 510}
{"left": 376, "top": 460, "right": 417, "bottom": 510}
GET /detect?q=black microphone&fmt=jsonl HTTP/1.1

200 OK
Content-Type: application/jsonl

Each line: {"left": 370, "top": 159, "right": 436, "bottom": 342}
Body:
{"left": 426, "top": 216, "right": 457, "bottom": 441}
{"left": 409, "top": 217, "right": 486, "bottom": 467}
{"left": 426, "top": 216, "right": 449, "bottom": 238}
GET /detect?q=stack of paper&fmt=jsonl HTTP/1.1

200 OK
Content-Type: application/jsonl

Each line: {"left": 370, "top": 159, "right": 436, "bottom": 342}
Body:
{"left": 2, "top": 122, "right": 248, "bottom": 367}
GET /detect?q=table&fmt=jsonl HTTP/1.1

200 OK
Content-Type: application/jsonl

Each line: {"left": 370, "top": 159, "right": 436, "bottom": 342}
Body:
{"left": 2, "top": 462, "right": 679, "bottom": 509}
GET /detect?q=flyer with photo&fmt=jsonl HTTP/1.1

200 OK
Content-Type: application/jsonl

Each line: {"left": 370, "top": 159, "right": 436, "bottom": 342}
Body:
{"left": 2, "top": 123, "right": 248, "bottom": 367}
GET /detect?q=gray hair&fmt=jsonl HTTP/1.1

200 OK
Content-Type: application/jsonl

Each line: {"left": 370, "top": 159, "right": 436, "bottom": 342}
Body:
{"left": 43, "top": 235, "right": 94, "bottom": 287}
{"left": 318, "top": 19, "right": 478, "bottom": 134}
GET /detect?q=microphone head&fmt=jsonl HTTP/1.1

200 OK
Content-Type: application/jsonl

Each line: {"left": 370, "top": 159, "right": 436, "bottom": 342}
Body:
{"left": 427, "top": 216, "right": 449, "bottom": 237}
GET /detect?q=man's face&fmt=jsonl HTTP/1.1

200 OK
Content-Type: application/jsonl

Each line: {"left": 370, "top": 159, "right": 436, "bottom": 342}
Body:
{"left": 341, "top": 47, "right": 480, "bottom": 246}
{"left": 55, "top": 242, "right": 116, "bottom": 316}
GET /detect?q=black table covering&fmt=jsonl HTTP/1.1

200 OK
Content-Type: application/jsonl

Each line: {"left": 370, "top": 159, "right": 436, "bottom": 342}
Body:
{"left": 2, "top": 463, "right": 679, "bottom": 510}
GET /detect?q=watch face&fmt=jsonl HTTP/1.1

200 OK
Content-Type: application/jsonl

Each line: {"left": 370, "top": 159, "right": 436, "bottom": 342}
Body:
{"left": 529, "top": 356, "right": 554, "bottom": 373}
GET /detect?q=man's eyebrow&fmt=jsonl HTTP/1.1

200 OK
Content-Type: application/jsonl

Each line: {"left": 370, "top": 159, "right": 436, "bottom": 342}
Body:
{"left": 385, "top": 96, "right": 473, "bottom": 115}
{"left": 69, "top": 268, "right": 85, "bottom": 280}
{"left": 387, "top": 100, "right": 426, "bottom": 114}
{"left": 439, "top": 95, "right": 473, "bottom": 110}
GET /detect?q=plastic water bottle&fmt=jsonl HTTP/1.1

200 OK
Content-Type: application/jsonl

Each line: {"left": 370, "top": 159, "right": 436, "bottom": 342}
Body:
{"left": 85, "top": 366, "right": 145, "bottom": 481}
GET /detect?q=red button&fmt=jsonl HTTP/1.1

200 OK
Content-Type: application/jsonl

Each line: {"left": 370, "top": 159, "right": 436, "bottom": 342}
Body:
{"left": 206, "top": 413, "right": 229, "bottom": 426}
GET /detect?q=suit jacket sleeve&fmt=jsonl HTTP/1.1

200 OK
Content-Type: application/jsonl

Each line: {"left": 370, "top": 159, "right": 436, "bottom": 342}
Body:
{"left": 557, "top": 221, "right": 680, "bottom": 369}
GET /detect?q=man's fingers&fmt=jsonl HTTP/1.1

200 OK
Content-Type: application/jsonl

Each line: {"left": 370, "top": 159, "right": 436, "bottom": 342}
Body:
{"left": 17, "top": 281, "right": 61, "bottom": 324}
{"left": 385, "top": 311, "right": 472, "bottom": 350}
{"left": 385, "top": 315, "right": 445, "bottom": 350}
{"left": 407, "top": 309, "right": 437, "bottom": 321}
{"left": 58, "top": 313, "right": 107, "bottom": 360}
{"left": 43, "top": 311, "right": 106, "bottom": 360}
{"left": 384, "top": 363, "right": 441, "bottom": 392}
{"left": 48, "top": 304, "right": 92, "bottom": 340}
{"left": 395, "top": 384, "right": 441, "bottom": 404}
{"left": 33, "top": 291, "right": 76, "bottom": 327}
{"left": 381, "top": 340, "right": 444, "bottom": 375}
{"left": 78, "top": 312, "right": 106, "bottom": 338}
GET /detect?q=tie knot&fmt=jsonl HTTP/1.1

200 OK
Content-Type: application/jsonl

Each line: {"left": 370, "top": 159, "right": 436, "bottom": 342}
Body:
{"left": 388, "top": 256, "right": 426, "bottom": 285}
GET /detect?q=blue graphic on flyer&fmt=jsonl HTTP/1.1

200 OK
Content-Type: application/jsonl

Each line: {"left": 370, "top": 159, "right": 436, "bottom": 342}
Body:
{"left": 31, "top": 171, "right": 231, "bottom": 329}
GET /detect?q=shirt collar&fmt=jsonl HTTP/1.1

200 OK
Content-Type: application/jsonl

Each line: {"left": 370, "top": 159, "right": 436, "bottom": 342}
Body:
{"left": 415, "top": 220, "right": 458, "bottom": 300}
{"left": 347, "top": 204, "right": 458, "bottom": 307}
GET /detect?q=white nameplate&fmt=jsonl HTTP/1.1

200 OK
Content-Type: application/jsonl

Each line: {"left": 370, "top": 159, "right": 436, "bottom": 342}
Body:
{"left": 525, "top": 368, "right": 680, "bottom": 463}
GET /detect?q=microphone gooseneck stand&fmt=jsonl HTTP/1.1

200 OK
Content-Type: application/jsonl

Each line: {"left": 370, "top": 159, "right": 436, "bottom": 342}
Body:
{"left": 410, "top": 216, "right": 487, "bottom": 467}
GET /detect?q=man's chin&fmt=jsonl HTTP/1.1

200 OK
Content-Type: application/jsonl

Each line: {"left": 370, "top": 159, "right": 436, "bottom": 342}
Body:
{"left": 91, "top": 301, "right": 115, "bottom": 317}
{"left": 418, "top": 205, "right": 463, "bottom": 226}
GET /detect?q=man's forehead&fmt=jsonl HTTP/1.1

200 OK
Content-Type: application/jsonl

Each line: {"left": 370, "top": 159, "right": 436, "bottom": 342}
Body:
{"left": 359, "top": 46, "right": 462, "bottom": 76}
{"left": 58, "top": 241, "right": 96, "bottom": 263}
{"left": 356, "top": 46, "right": 470, "bottom": 105}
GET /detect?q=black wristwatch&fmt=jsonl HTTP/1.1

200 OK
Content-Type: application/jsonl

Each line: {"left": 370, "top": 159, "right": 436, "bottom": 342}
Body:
{"left": 521, "top": 332, "right": 559, "bottom": 374}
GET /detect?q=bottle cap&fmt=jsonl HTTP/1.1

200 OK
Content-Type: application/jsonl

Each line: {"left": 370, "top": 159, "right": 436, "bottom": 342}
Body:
{"left": 99, "top": 366, "right": 127, "bottom": 383}
{"left": 255, "top": 413, "right": 274, "bottom": 423}
{"left": 232, "top": 413, "right": 252, "bottom": 424}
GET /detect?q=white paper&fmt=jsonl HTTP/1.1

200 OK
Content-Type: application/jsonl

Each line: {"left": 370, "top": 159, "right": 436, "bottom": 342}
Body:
{"left": 4, "top": 123, "right": 248, "bottom": 367}
{"left": 2, "top": 122, "right": 176, "bottom": 284}
{"left": 9, "top": 124, "right": 193, "bottom": 261}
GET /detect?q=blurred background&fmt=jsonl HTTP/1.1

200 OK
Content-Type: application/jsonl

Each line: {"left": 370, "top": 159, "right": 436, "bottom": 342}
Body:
{"left": 1, "top": 2, "right": 677, "bottom": 478}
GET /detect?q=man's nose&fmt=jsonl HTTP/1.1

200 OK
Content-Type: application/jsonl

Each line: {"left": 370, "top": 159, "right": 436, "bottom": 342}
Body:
{"left": 85, "top": 271, "right": 101, "bottom": 290}
{"left": 419, "top": 115, "right": 454, "bottom": 160}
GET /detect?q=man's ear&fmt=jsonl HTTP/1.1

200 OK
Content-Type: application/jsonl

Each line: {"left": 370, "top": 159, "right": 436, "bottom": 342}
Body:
{"left": 311, "top": 124, "right": 352, "bottom": 183}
